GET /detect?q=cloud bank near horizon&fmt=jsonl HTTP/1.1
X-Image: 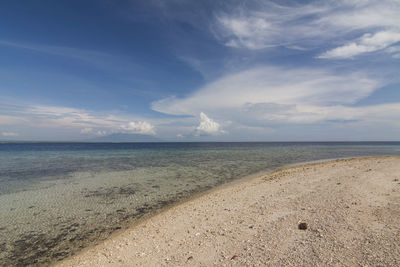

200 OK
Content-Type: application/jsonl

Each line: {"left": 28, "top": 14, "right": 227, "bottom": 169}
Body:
{"left": 152, "top": 66, "right": 389, "bottom": 121}
{"left": 151, "top": 65, "right": 400, "bottom": 139}
{"left": 0, "top": 102, "right": 157, "bottom": 140}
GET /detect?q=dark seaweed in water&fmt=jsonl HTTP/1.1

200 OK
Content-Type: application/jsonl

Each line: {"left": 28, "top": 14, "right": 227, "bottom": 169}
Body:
{"left": 0, "top": 185, "right": 203, "bottom": 266}
{"left": 82, "top": 184, "right": 139, "bottom": 199}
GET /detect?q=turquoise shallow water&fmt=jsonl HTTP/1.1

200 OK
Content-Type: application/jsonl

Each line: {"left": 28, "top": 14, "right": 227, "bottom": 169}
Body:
{"left": 0, "top": 142, "right": 399, "bottom": 265}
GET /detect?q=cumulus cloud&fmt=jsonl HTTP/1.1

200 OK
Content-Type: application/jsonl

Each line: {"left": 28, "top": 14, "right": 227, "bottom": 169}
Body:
{"left": 96, "top": 130, "right": 107, "bottom": 136}
{"left": 195, "top": 112, "right": 226, "bottom": 136}
{"left": 79, "top": 128, "right": 109, "bottom": 136}
{"left": 80, "top": 127, "right": 93, "bottom": 134}
{"left": 120, "top": 121, "right": 156, "bottom": 135}
{"left": 319, "top": 31, "right": 400, "bottom": 59}
{"left": 1, "top": 131, "right": 19, "bottom": 137}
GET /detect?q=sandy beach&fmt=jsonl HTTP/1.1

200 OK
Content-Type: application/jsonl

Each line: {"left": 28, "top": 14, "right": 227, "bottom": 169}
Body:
{"left": 57, "top": 156, "right": 400, "bottom": 266}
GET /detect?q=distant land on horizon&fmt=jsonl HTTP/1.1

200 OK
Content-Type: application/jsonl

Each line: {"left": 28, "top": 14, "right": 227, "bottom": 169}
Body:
{"left": 0, "top": 133, "right": 162, "bottom": 143}
{"left": 1, "top": 139, "right": 400, "bottom": 144}
{"left": 83, "top": 133, "right": 162, "bottom": 142}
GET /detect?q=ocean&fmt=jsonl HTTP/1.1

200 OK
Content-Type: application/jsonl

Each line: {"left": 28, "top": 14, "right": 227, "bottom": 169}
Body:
{"left": 0, "top": 142, "right": 399, "bottom": 265}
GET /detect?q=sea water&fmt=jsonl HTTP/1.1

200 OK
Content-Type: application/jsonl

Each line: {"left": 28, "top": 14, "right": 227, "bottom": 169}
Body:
{"left": 0, "top": 142, "right": 399, "bottom": 265}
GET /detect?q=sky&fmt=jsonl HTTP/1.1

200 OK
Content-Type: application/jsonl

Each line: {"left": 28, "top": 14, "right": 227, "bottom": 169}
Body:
{"left": 0, "top": 0, "right": 399, "bottom": 141}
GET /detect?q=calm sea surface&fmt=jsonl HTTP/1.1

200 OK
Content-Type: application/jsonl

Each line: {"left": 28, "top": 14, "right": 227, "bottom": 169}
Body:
{"left": 0, "top": 142, "right": 399, "bottom": 265}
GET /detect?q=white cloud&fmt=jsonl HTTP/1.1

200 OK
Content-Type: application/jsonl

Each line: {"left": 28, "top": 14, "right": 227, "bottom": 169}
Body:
{"left": 152, "top": 66, "right": 380, "bottom": 116}
{"left": 214, "top": 2, "right": 327, "bottom": 50}
{"left": 213, "top": 0, "right": 400, "bottom": 59}
{"left": 151, "top": 65, "right": 400, "bottom": 132}
{"left": 23, "top": 105, "right": 125, "bottom": 130}
{"left": 0, "top": 102, "right": 158, "bottom": 137}
{"left": 80, "top": 127, "right": 93, "bottom": 134}
{"left": 0, "top": 115, "right": 27, "bottom": 125}
{"left": 120, "top": 121, "right": 156, "bottom": 135}
{"left": 319, "top": 31, "right": 400, "bottom": 59}
{"left": 96, "top": 130, "right": 107, "bottom": 136}
{"left": 1, "top": 131, "right": 19, "bottom": 137}
{"left": 216, "top": 15, "right": 276, "bottom": 49}
{"left": 386, "top": 46, "right": 400, "bottom": 53}
{"left": 244, "top": 103, "right": 400, "bottom": 125}
{"left": 316, "top": 0, "right": 400, "bottom": 31}
{"left": 385, "top": 45, "right": 400, "bottom": 58}
{"left": 392, "top": 53, "right": 400, "bottom": 59}
{"left": 195, "top": 112, "right": 226, "bottom": 136}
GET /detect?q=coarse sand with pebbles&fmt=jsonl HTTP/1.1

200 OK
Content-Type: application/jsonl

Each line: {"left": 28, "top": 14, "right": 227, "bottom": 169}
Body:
{"left": 58, "top": 156, "right": 400, "bottom": 266}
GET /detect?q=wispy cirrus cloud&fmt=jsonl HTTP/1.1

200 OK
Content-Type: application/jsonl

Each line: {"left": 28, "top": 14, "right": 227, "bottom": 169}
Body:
{"left": 212, "top": 0, "right": 400, "bottom": 58}
{"left": 213, "top": 1, "right": 328, "bottom": 50}
{"left": 319, "top": 31, "right": 400, "bottom": 59}
{"left": 0, "top": 40, "right": 145, "bottom": 74}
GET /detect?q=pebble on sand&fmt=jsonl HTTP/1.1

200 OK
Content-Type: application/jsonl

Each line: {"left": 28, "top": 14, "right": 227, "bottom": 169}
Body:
{"left": 298, "top": 222, "right": 308, "bottom": 230}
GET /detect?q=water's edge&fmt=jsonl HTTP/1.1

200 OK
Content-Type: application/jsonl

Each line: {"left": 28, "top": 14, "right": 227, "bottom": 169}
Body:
{"left": 57, "top": 155, "right": 398, "bottom": 265}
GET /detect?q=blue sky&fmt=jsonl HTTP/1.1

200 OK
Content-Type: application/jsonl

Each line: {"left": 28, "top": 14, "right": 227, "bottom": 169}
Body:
{"left": 0, "top": 0, "right": 399, "bottom": 141}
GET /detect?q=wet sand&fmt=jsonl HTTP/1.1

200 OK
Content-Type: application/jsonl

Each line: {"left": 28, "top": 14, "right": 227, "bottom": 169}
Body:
{"left": 58, "top": 156, "right": 400, "bottom": 266}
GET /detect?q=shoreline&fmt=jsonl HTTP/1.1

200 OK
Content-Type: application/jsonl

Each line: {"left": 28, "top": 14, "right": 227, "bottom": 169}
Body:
{"left": 57, "top": 156, "right": 400, "bottom": 266}
{"left": 56, "top": 156, "right": 385, "bottom": 262}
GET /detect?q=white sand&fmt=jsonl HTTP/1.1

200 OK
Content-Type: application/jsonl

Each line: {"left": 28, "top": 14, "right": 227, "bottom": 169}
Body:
{"left": 57, "top": 156, "right": 400, "bottom": 266}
